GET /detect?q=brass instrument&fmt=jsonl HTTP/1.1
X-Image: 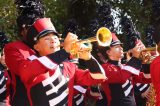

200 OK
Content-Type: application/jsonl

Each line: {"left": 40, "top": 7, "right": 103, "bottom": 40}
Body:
{"left": 140, "top": 47, "right": 158, "bottom": 64}
{"left": 144, "top": 48, "right": 157, "bottom": 106}
{"left": 77, "top": 27, "right": 112, "bottom": 47}
{"left": 123, "top": 47, "right": 157, "bottom": 54}
{"left": 146, "top": 84, "right": 156, "bottom": 106}
{"left": 69, "top": 27, "right": 112, "bottom": 57}
{"left": 123, "top": 46, "right": 158, "bottom": 64}
{"left": 142, "top": 47, "right": 156, "bottom": 52}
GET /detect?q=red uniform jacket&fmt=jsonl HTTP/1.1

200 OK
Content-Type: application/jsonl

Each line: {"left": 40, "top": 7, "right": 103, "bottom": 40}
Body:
{"left": 101, "top": 59, "right": 151, "bottom": 106}
{"left": 151, "top": 56, "right": 160, "bottom": 106}
{"left": 4, "top": 41, "right": 105, "bottom": 106}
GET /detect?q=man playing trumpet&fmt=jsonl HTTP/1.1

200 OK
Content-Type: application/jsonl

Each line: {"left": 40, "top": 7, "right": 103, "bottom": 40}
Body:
{"left": 5, "top": 17, "right": 108, "bottom": 106}
{"left": 97, "top": 33, "right": 151, "bottom": 106}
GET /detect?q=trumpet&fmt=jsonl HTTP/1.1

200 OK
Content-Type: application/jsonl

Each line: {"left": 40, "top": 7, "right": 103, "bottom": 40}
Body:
{"left": 123, "top": 47, "right": 158, "bottom": 64}
{"left": 123, "top": 47, "right": 157, "bottom": 54}
{"left": 73, "top": 27, "right": 112, "bottom": 57}
{"left": 142, "top": 47, "right": 157, "bottom": 64}
{"left": 59, "top": 27, "right": 112, "bottom": 47}
{"left": 141, "top": 47, "right": 156, "bottom": 52}
{"left": 70, "top": 27, "right": 112, "bottom": 57}
{"left": 61, "top": 27, "right": 112, "bottom": 58}
{"left": 77, "top": 27, "right": 112, "bottom": 47}
{"left": 60, "top": 27, "right": 112, "bottom": 46}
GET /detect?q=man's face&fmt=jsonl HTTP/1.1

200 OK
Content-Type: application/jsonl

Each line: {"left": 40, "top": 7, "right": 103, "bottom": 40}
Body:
{"left": 107, "top": 44, "right": 124, "bottom": 60}
{"left": 34, "top": 33, "right": 60, "bottom": 56}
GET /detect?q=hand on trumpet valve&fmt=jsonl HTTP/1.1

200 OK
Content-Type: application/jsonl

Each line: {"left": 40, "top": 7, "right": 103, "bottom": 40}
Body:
{"left": 70, "top": 42, "right": 92, "bottom": 60}
{"left": 78, "top": 43, "right": 92, "bottom": 60}
{"left": 139, "top": 51, "right": 152, "bottom": 64}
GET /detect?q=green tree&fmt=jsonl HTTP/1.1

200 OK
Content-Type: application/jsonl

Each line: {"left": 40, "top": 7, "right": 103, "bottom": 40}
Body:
{"left": 0, "top": 0, "right": 155, "bottom": 42}
{"left": 0, "top": 0, "right": 17, "bottom": 41}
{"left": 44, "top": 0, "right": 69, "bottom": 33}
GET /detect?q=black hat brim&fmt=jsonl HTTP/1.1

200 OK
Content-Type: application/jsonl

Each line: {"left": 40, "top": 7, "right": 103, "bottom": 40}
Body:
{"left": 110, "top": 41, "right": 123, "bottom": 46}
{"left": 38, "top": 30, "right": 59, "bottom": 39}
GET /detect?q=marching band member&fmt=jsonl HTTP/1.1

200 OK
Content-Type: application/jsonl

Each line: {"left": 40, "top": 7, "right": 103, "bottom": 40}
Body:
{"left": 5, "top": 0, "right": 107, "bottom": 106}
{"left": 120, "top": 16, "right": 153, "bottom": 106}
{"left": 99, "top": 33, "right": 151, "bottom": 106}
{"left": 127, "top": 38, "right": 152, "bottom": 106}
{"left": 133, "top": 26, "right": 157, "bottom": 106}
{"left": 5, "top": 17, "right": 107, "bottom": 106}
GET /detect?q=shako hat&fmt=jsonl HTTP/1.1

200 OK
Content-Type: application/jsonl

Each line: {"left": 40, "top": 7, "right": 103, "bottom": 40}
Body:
{"left": 26, "top": 18, "right": 58, "bottom": 47}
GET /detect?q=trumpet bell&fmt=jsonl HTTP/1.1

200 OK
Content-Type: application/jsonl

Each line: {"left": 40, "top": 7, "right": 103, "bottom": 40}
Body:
{"left": 97, "top": 27, "right": 112, "bottom": 46}
{"left": 78, "top": 27, "right": 112, "bottom": 46}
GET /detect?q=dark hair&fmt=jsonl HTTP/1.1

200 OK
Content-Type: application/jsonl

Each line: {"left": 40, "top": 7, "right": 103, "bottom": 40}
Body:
{"left": 91, "top": 43, "right": 110, "bottom": 64}
{"left": 98, "top": 46, "right": 110, "bottom": 60}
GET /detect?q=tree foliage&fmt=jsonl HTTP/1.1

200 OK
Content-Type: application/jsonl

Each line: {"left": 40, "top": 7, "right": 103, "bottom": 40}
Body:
{"left": 0, "top": 0, "right": 155, "bottom": 42}
{"left": 0, "top": 0, "right": 17, "bottom": 40}
{"left": 43, "top": 0, "right": 69, "bottom": 32}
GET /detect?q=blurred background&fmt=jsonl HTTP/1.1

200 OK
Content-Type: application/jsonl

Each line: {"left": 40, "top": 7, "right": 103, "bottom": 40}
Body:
{"left": 0, "top": 0, "right": 157, "bottom": 44}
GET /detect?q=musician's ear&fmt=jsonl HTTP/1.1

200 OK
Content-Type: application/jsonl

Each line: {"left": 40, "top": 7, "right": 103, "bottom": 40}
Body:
{"left": 33, "top": 43, "right": 40, "bottom": 52}
{"left": 106, "top": 49, "right": 110, "bottom": 55}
